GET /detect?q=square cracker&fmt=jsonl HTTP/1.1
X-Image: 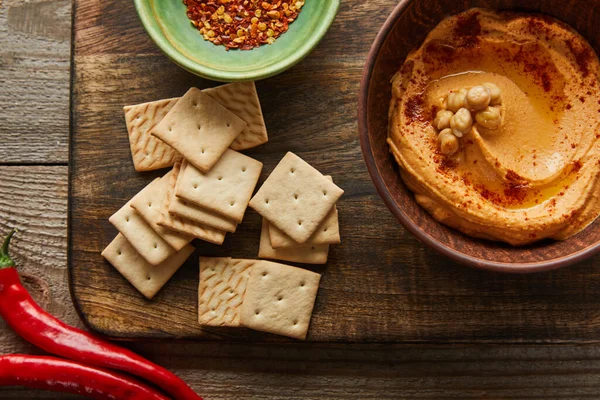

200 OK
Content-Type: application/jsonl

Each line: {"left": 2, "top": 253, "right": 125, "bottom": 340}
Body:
{"left": 269, "top": 206, "right": 340, "bottom": 248}
{"left": 151, "top": 87, "right": 246, "bottom": 172}
{"left": 109, "top": 200, "right": 175, "bottom": 266}
{"left": 157, "top": 166, "right": 227, "bottom": 245}
{"left": 240, "top": 260, "right": 321, "bottom": 340}
{"left": 268, "top": 176, "right": 340, "bottom": 248}
{"left": 129, "top": 176, "right": 193, "bottom": 251}
{"left": 249, "top": 152, "right": 344, "bottom": 243}
{"left": 198, "top": 257, "right": 256, "bottom": 327}
{"left": 259, "top": 218, "right": 329, "bottom": 265}
{"left": 123, "top": 98, "right": 182, "bottom": 172}
{"left": 168, "top": 162, "right": 238, "bottom": 233}
{"left": 204, "top": 82, "right": 268, "bottom": 150}
{"left": 102, "top": 233, "right": 194, "bottom": 299}
{"left": 176, "top": 150, "right": 263, "bottom": 223}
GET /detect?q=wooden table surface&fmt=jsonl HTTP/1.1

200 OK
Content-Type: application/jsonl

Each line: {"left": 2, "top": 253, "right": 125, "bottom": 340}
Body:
{"left": 4, "top": 0, "right": 600, "bottom": 398}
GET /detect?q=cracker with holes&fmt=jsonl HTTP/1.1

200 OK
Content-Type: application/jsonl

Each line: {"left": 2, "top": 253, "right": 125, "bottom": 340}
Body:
{"left": 151, "top": 88, "right": 247, "bottom": 172}
{"left": 204, "top": 82, "right": 268, "bottom": 151}
{"left": 102, "top": 234, "right": 194, "bottom": 299}
{"left": 249, "top": 152, "right": 344, "bottom": 243}
{"left": 109, "top": 200, "right": 175, "bottom": 266}
{"left": 129, "top": 175, "right": 193, "bottom": 251}
{"left": 168, "top": 162, "right": 238, "bottom": 233}
{"left": 268, "top": 176, "right": 340, "bottom": 248}
{"left": 240, "top": 260, "right": 321, "bottom": 340}
{"left": 123, "top": 98, "right": 182, "bottom": 172}
{"left": 157, "top": 168, "right": 227, "bottom": 245}
{"left": 268, "top": 206, "right": 340, "bottom": 248}
{"left": 198, "top": 257, "right": 256, "bottom": 327}
{"left": 259, "top": 218, "right": 329, "bottom": 264}
{"left": 176, "top": 150, "right": 263, "bottom": 223}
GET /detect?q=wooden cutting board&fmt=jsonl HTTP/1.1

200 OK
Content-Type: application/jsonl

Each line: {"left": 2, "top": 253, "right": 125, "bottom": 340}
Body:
{"left": 69, "top": 0, "right": 600, "bottom": 342}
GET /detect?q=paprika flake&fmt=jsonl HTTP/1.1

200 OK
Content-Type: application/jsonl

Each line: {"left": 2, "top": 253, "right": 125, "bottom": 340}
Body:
{"left": 184, "top": 0, "right": 305, "bottom": 50}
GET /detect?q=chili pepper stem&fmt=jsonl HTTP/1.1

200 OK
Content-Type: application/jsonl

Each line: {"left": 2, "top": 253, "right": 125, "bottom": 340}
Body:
{"left": 0, "top": 229, "right": 16, "bottom": 269}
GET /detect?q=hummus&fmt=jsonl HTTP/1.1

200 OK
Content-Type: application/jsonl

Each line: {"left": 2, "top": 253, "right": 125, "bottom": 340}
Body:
{"left": 388, "top": 8, "right": 600, "bottom": 245}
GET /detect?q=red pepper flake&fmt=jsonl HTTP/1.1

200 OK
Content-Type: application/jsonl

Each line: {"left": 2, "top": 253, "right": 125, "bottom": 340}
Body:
{"left": 541, "top": 72, "right": 552, "bottom": 92}
{"left": 453, "top": 10, "right": 481, "bottom": 48}
{"left": 503, "top": 183, "right": 528, "bottom": 203}
{"left": 440, "top": 157, "right": 458, "bottom": 170}
{"left": 183, "top": 0, "right": 305, "bottom": 50}
{"left": 505, "top": 169, "right": 525, "bottom": 182}
{"left": 404, "top": 94, "right": 426, "bottom": 124}
{"left": 566, "top": 38, "right": 593, "bottom": 78}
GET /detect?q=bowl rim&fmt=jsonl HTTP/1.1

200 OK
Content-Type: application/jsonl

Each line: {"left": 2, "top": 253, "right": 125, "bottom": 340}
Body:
{"left": 133, "top": 0, "right": 341, "bottom": 82}
{"left": 357, "top": 0, "right": 600, "bottom": 274}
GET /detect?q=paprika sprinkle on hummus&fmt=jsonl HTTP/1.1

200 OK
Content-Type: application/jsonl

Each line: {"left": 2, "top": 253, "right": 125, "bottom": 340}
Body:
{"left": 388, "top": 8, "right": 600, "bottom": 246}
{"left": 184, "top": 0, "right": 305, "bottom": 50}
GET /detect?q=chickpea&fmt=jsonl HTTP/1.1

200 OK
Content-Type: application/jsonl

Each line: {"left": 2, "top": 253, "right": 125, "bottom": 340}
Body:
{"left": 483, "top": 82, "right": 502, "bottom": 106}
{"left": 465, "top": 85, "right": 491, "bottom": 111}
{"left": 446, "top": 88, "right": 468, "bottom": 113}
{"left": 438, "top": 128, "right": 459, "bottom": 155}
{"left": 450, "top": 107, "right": 473, "bottom": 137}
{"left": 475, "top": 106, "right": 502, "bottom": 129}
{"left": 433, "top": 110, "right": 454, "bottom": 130}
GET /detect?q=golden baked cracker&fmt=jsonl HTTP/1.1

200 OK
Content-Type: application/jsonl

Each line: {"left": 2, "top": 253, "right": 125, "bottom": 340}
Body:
{"left": 239, "top": 260, "right": 321, "bottom": 340}
{"left": 168, "top": 162, "right": 238, "bottom": 233}
{"left": 204, "top": 82, "right": 268, "bottom": 150}
{"left": 269, "top": 206, "right": 340, "bottom": 248}
{"left": 151, "top": 88, "right": 246, "bottom": 172}
{"left": 109, "top": 200, "right": 175, "bottom": 266}
{"left": 268, "top": 176, "right": 340, "bottom": 248}
{"left": 175, "top": 150, "right": 263, "bottom": 223}
{"left": 129, "top": 176, "right": 193, "bottom": 251}
{"left": 123, "top": 98, "right": 182, "bottom": 172}
{"left": 249, "top": 152, "right": 344, "bottom": 243}
{"left": 157, "top": 164, "right": 227, "bottom": 245}
{"left": 259, "top": 218, "right": 329, "bottom": 265}
{"left": 198, "top": 257, "right": 256, "bottom": 327}
{"left": 102, "top": 234, "right": 194, "bottom": 299}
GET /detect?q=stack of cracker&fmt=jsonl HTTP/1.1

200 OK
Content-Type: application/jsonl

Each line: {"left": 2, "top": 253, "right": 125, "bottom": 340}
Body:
{"left": 123, "top": 82, "right": 268, "bottom": 172}
{"left": 198, "top": 257, "right": 321, "bottom": 340}
{"left": 249, "top": 152, "right": 344, "bottom": 264}
{"left": 102, "top": 83, "right": 268, "bottom": 299}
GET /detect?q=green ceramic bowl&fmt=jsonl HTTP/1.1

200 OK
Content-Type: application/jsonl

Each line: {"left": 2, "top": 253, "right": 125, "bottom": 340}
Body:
{"left": 134, "top": 0, "right": 340, "bottom": 82}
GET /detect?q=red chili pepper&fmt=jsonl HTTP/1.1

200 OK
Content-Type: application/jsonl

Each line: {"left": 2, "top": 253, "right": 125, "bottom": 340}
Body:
{"left": 0, "top": 354, "right": 169, "bottom": 400}
{"left": 0, "top": 230, "right": 202, "bottom": 400}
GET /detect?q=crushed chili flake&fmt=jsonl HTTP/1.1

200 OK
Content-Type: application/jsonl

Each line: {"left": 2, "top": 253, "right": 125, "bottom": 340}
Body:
{"left": 505, "top": 169, "right": 525, "bottom": 182}
{"left": 184, "top": 0, "right": 305, "bottom": 50}
{"left": 404, "top": 94, "right": 426, "bottom": 124}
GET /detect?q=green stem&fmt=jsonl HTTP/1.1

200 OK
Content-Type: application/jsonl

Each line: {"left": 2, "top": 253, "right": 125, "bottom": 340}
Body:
{"left": 0, "top": 229, "right": 16, "bottom": 269}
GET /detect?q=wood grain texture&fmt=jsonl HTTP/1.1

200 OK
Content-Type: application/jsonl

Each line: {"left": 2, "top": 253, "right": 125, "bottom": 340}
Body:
{"left": 7, "top": 172, "right": 600, "bottom": 399}
{"left": 9, "top": 0, "right": 600, "bottom": 398}
{"left": 0, "top": 0, "right": 70, "bottom": 163}
{"left": 9, "top": 341, "right": 600, "bottom": 399}
{"left": 0, "top": 166, "right": 76, "bottom": 356}
{"left": 69, "top": 0, "right": 600, "bottom": 342}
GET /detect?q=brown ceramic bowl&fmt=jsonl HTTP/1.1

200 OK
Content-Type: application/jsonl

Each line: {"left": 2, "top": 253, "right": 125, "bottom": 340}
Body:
{"left": 358, "top": 0, "right": 600, "bottom": 273}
